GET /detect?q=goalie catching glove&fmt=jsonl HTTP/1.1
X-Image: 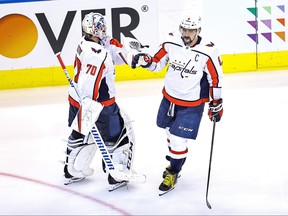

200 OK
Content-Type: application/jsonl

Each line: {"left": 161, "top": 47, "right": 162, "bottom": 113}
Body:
{"left": 208, "top": 98, "right": 223, "bottom": 122}
{"left": 131, "top": 53, "right": 152, "bottom": 69}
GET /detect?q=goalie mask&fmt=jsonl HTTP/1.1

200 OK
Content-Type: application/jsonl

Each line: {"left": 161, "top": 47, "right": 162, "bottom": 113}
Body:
{"left": 82, "top": 12, "right": 107, "bottom": 40}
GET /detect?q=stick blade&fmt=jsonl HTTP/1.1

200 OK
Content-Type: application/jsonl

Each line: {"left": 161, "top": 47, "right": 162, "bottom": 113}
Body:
{"left": 206, "top": 200, "right": 212, "bottom": 209}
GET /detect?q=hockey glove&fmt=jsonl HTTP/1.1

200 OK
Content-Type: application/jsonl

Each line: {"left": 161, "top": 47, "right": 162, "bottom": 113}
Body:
{"left": 208, "top": 98, "right": 223, "bottom": 122}
{"left": 131, "top": 53, "right": 152, "bottom": 69}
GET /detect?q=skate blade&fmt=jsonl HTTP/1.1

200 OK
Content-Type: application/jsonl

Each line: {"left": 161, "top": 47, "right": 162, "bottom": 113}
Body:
{"left": 108, "top": 181, "right": 128, "bottom": 192}
{"left": 64, "top": 177, "right": 85, "bottom": 185}
{"left": 159, "top": 187, "right": 175, "bottom": 196}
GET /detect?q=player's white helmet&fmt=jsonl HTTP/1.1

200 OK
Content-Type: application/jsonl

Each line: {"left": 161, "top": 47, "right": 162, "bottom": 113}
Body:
{"left": 180, "top": 14, "right": 202, "bottom": 30}
{"left": 82, "top": 12, "right": 107, "bottom": 40}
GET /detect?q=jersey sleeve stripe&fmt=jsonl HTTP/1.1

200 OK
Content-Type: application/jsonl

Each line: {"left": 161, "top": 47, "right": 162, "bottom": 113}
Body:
{"left": 206, "top": 58, "right": 220, "bottom": 87}
{"left": 68, "top": 95, "right": 80, "bottom": 108}
{"left": 153, "top": 44, "right": 167, "bottom": 63}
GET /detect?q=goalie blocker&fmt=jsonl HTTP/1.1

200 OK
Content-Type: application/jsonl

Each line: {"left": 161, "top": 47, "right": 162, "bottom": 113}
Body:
{"left": 64, "top": 98, "right": 139, "bottom": 187}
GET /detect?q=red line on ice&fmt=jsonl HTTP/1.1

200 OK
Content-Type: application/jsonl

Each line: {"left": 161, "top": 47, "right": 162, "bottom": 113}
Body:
{"left": 0, "top": 172, "right": 131, "bottom": 216}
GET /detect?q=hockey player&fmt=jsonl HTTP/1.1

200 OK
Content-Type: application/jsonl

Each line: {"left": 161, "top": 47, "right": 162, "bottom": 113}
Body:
{"left": 64, "top": 12, "right": 139, "bottom": 191}
{"left": 131, "top": 14, "right": 224, "bottom": 195}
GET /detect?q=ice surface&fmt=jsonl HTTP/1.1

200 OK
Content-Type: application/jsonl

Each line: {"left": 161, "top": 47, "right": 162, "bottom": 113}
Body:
{"left": 1, "top": 70, "right": 288, "bottom": 215}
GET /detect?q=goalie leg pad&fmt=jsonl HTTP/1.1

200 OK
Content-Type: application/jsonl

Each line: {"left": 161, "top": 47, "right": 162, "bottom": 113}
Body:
{"left": 109, "top": 143, "right": 133, "bottom": 173}
{"left": 113, "top": 107, "right": 136, "bottom": 173}
{"left": 102, "top": 107, "right": 136, "bottom": 180}
{"left": 65, "top": 133, "right": 97, "bottom": 178}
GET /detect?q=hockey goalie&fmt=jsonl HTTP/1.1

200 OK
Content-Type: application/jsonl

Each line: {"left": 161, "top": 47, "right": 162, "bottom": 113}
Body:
{"left": 62, "top": 12, "right": 145, "bottom": 191}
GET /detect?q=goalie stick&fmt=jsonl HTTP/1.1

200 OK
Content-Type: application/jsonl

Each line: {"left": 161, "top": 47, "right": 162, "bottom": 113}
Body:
{"left": 55, "top": 52, "right": 146, "bottom": 183}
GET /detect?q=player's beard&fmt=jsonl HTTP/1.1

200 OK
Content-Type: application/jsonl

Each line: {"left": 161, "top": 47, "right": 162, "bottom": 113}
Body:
{"left": 182, "top": 36, "right": 193, "bottom": 46}
{"left": 181, "top": 34, "right": 198, "bottom": 46}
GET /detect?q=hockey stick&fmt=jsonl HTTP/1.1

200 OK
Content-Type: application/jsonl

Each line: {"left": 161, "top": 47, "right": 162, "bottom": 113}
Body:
{"left": 55, "top": 52, "right": 146, "bottom": 183}
{"left": 205, "top": 118, "right": 216, "bottom": 209}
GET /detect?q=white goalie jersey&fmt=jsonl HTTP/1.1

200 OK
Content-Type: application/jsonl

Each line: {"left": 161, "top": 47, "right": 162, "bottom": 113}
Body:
{"left": 68, "top": 36, "right": 137, "bottom": 108}
{"left": 65, "top": 35, "right": 146, "bottom": 184}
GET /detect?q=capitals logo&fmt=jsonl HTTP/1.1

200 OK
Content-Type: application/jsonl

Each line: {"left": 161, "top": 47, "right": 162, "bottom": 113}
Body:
{"left": 170, "top": 59, "right": 197, "bottom": 78}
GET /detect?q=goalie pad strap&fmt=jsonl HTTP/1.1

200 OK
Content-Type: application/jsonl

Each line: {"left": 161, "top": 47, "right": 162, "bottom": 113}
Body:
{"left": 67, "top": 137, "right": 84, "bottom": 150}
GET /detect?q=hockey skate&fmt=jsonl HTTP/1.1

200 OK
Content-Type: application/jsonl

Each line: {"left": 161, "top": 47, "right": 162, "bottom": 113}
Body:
{"left": 108, "top": 174, "right": 128, "bottom": 192}
{"left": 64, "top": 165, "right": 85, "bottom": 185}
{"left": 159, "top": 171, "right": 179, "bottom": 196}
